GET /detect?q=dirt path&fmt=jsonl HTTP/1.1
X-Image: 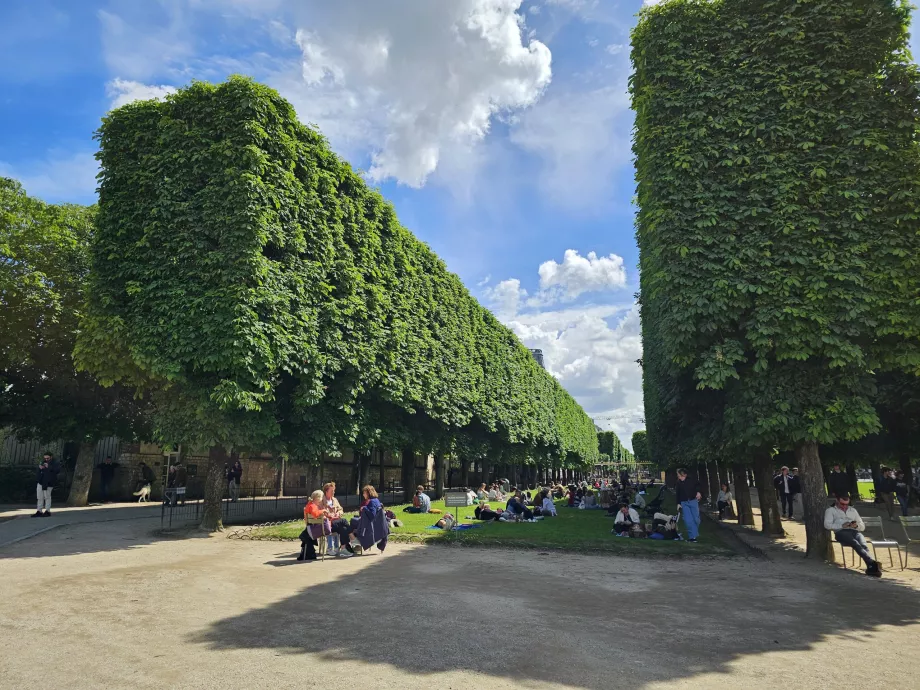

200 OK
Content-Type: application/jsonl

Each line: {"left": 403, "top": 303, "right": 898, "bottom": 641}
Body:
{"left": 0, "top": 519, "right": 918, "bottom": 690}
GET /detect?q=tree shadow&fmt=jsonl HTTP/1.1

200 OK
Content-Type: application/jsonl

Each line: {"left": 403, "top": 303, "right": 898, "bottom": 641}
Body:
{"left": 190, "top": 544, "right": 920, "bottom": 687}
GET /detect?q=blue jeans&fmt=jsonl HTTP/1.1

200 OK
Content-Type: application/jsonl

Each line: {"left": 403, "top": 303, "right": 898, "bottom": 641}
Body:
{"left": 897, "top": 495, "right": 909, "bottom": 517}
{"left": 680, "top": 500, "right": 700, "bottom": 540}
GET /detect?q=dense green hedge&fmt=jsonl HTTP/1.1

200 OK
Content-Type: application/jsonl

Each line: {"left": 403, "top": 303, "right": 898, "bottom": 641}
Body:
{"left": 77, "top": 77, "right": 597, "bottom": 467}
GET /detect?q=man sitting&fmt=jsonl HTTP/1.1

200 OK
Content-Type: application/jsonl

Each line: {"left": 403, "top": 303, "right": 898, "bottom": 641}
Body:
{"left": 613, "top": 503, "right": 641, "bottom": 536}
{"left": 404, "top": 486, "right": 431, "bottom": 514}
{"left": 632, "top": 490, "right": 647, "bottom": 511}
{"left": 824, "top": 494, "right": 881, "bottom": 577}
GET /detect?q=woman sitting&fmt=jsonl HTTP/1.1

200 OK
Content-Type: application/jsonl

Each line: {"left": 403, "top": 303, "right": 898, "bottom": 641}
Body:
{"left": 474, "top": 502, "right": 502, "bottom": 521}
{"left": 299, "top": 490, "right": 326, "bottom": 561}
{"left": 488, "top": 483, "right": 504, "bottom": 501}
{"left": 582, "top": 490, "right": 600, "bottom": 509}
{"left": 354, "top": 485, "right": 389, "bottom": 553}
{"left": 477, "top": 483, "right": 489, "bottom": 502}
{"left": 320, "top": 482, "right": 356, "bottom": 555}
{"left": 541, "top": 491, "right": 557, "bottom": 517}
{"left": 716, "top": 483, "right": 733, "bottom": 520}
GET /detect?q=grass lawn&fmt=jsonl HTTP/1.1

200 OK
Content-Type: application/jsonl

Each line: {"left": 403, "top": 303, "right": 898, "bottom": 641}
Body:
{"left": 240, "top": 490, "right": 735, "bottom": 557}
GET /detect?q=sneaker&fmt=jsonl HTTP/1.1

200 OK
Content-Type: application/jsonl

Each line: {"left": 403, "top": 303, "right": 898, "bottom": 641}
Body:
{"left": 866, "top": 563, "right": 882, "bottom": 578}
{"left": 337, "top": 550, "right": 354, "bottom": 558}
{"left": 31, "top": 511, "right": 43, "bottom": 518}
{"left": 344, "top": 543, "right": 355, "bottom": 554}
{"left": 688, "top": 538, "right": 698, "bottom": 543}
{"left": 42, "top": 511, "right": 51, "bottom": 517}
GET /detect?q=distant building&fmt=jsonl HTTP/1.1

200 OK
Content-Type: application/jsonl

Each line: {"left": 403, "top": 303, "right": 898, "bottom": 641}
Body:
{"left": 529, "top": 348, "right": 545, "bottom": 368}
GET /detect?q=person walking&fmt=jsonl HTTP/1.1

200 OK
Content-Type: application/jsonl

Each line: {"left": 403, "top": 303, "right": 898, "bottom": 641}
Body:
{"left": 98, "top": 455, "right": 119, "bottom": 503}
{"left": 894, "top": 471, "right": 910, "bottom": 518}
{"left": 824, "top": 494, "right": 881, "bottom": 577}
{"left": 33, "top": 453, "right": 61, "bottom": 517}
{"left": 877, "top": 468, "right": 898, "bottom": 521}
{"left": 773, "top": 466, "right": 800, "bottom": 519}
{"left": 676, "top": 468, "right": 703, "bottom": 542}
{"left": 231, "top": 460, "right": 243, "bottom": 501}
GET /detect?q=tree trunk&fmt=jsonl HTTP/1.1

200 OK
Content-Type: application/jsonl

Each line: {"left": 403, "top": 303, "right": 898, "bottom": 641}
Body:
{"left": 481, "top": 460, "right": 492, "bottom": 488}
{"left": 460, "top": 457, "right": 470, "bottom": 488}
{"left": 753, "top": 450, "right": 784, "bottom": 536}
{"left": 65, "top": 441, "right": 97, "bottom": 507}
{"left": 795, "top": 440, "right": 833, "bottom": 561}
{"left": 377, "top": 449, "right": 386, "bottom": 492}
{"left": 706, "top": 462, "right": 719, "bottom": 508}
{"left": 278, "top": 457, "right": 285, "bottom": 497}
{"left": 846, "top": 461, "right": 859, "bottom": 500}
{"left": 401, "top": 448, "right": 414, "bottom": 503}
{"left": 307, "top": 460, "right": 323, "bottom": 495}
{"left": 870, "top": 459, "right": 882, "bottom": 503}
{"left": 357, "top": 452, "right": 370, "bottom": 496}
{"left": 731, "top": 462, "right": 755, "bottom": 526}
{"left": 434, "top": 453, "right": 445, "bottom": 499}
{"left": 200, "top": 445, "right": 228, "bottom": 532}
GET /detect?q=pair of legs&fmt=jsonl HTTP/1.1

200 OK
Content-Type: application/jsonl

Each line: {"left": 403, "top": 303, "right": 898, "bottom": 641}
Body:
{"left": 897, "top": 495, "right": 910, "bottom": 517}
{"left": 717, "top": 500, "right": 729, "bottom": 518}
{"left": 613, "top": 523, "right": 631, "bottom": 536}
{"left": 680, "top": 499, "right": 700, "bottom": 540}
{"left": 475, "top": 507, "right": 501, "bottom": 521}
{"left": 228, "top": 480, "right": 239, "bottom": 502}
{"left": 328, "top": 518, "right": 354, "bottom": 549}
{"left": 879, "top": 492, "right": 896, "bottom": 519}
{"left": 780, "top": 492, "right": 795, "bottom": 518}
{"left": 403, "top": 506, "right": 425, "bottom": 513}
{"left": 834, "top": 529, "right": 877, "bottom": 569}
{"left": 35, "top": 484, "right": 52, "bottom": 515}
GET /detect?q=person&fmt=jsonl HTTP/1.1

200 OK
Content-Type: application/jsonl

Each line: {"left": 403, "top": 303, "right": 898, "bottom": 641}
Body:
{"left": 404, "top": 485, "right": 431, "bottom": 514}
{"left": 353, "top": 485, "right": 388, "bottom": 554}
{"left": 474, "top": 502, "right": 502, "bottom": 521}
{"left": 503, "top": 495, "right": 535, "bottom": 521}
{"left": 675, "top": 468, "right": 702, "bottom": 542}
{"left": 716, "top": 483, "right": 733, "bottom": 520}
{"left": 501, "top": 477, "right": 511, "bottom": 493}
{"left": 225, "top": 460, "right": 242, "bottom": 502}
{"left": 174, "top": 461, "right": 187, "bottom": 505}
{"left": 164, "top": 465, "right": 178, "bottom": 506}
{"left": 320, "top": 482, "right": 356, "bottom": 554}
{"left": 824, "top": 494, "right": 881, "bottom": 577}
{"left": 477, "top": 483, "right": 489, "bottom": 501}
{"left": 773, "top": 466, "right": 800, "bottom": 519}
{"left": 488, "top": 483, "right": 504, "bottom": 501}
{"left": 33, "top": 453, "right": 61, "bottom": 517}
{"left": 299, "top": 490, "right": 326, "bottom": 561}
{"left": 541, "top": 491, "right": 557, "bottom": 517}
{"left": 827, "top": 463, "right": 849, "bottom": 503}
{"left": 878, "top": 468, "right": 898, "bottom": 521}
{"left": 632, "top": 490, "right": 647, "bottom": 511}
{"left": 613, "top": 503, "right": 641, "bottom": 536}
{"left": 895, "top": 471, "right": 910, "bottom": 517}
{"left": 98, "top": 455, "right": 119, "bottom": 503}
{"left": 582, "top": 490, "right": 600, "bottom": 509}
{"left": 232, "top": 460, "right": 243, "bottom": 498}
{"left": 135, "top": 461, "right": 155, "bottom": 493}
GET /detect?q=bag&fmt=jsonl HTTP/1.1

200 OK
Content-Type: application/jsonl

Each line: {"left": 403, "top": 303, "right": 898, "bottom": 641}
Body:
{"left": 305, "top": 519, "right": 331, "bottom": 541}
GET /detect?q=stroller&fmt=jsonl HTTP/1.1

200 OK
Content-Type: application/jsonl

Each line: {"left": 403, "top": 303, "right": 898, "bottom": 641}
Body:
{"left": 643, "top": 485, "right": 666, "bottom": 518}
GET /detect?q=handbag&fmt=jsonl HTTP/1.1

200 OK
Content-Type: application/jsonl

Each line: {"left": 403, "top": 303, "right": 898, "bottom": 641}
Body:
{"left": 305, "top": 517, "right": 332, "bottom": 541}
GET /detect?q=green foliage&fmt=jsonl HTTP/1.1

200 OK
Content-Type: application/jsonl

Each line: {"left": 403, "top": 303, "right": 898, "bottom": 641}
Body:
{"left": 633, "top": 0, "right": 920, "bottom": 456}
{"left": 597, "top": 430, "right": 633, "bottom": 465}
{"left": 631, "top": 430, "right": 649, "bottom": 465}
{"left": 0, "top": 177, "right": 148, "bottom": 443}
{"left": 78, "top": 77, "right": 597, "bottom": 467}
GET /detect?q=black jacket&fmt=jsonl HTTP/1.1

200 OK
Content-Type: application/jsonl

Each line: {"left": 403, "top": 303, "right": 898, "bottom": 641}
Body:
{"left": 675, "top": 478, "right": 701, "bottom": 503}
{"left": 827, "top": 471, "right": 849, "bottom": 498}
{"left": 99, "top": 462, "right": 118, "bottom": 483}
{"left": 774, "top": 473, "right": 800, "bottom": 495}
{"left": 36, "top": 460, "right": 61, "bottom": 489}
{"left": 140, "top": 464, "right": 155, "bottom": 484}
{"left": 879, "top": 476, "right": 897, "bottom": 494}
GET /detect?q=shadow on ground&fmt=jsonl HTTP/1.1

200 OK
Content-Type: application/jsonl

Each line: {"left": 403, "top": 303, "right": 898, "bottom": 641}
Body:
{"left": 191, "top": 543, "right": 920, "bottom": 688}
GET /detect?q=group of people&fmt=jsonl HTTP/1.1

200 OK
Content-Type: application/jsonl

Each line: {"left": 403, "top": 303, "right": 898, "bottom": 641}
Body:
{"left": 472, "top": 486, "right": 557, "bottom": 522}
{"left": 298, "top": 482, "right": 390, "bottom": 561}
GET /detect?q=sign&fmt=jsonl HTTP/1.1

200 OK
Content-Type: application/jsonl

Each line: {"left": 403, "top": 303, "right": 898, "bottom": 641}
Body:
{"left": 444, "top": 491, "right": 472, "bottom": 508}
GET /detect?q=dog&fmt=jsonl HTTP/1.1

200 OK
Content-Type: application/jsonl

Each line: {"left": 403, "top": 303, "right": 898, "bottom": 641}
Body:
{"left": 133, "top": 483, "right": 151, "bottom": 502}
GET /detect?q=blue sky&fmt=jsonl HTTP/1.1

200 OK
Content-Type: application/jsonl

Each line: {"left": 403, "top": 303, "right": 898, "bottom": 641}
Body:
{"left": 6, "top": 0, "right": 909, "bottom": 448}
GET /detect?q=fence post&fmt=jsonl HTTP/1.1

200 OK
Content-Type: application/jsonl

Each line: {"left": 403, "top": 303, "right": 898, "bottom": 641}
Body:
{"left": 251, "top": 486, "right": 255, "bottom": 515}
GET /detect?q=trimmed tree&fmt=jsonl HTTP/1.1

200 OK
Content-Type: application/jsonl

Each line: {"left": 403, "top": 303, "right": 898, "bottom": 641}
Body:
{"left": 633, "top": 0, "right": 920, "bottom": 559}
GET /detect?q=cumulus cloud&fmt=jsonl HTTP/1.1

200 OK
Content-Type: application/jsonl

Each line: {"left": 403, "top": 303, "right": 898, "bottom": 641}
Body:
{"left": 0, "top": 151, "right": 99, "bottom": 203}
{"left": 605, "top": 43, "right": 626, "bottom": 54}
{"left": 106, "top": 79, "right": 177, "bottom": 109}
{"left": 536, "top": 249, "right": 626, "bottom": 304}
{"left": 485, "top": 278, "right": 528, "bottom": 319}
{"left": 282, "top": 0, "right": 552, "bottom": 188}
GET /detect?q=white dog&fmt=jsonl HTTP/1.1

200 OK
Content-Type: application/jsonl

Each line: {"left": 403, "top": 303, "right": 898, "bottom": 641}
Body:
{"left": 133, "top": 484, "right": 151, "bottom": 502}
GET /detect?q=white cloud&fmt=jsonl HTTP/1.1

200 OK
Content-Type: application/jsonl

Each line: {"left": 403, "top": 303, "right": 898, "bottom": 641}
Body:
{"left": 529, "top": 5, "right": 541, "bottom": 14}
{"left": 97, "top": 8, "right": 191, "bottom": 82}
{"left": 509, "top": 85, "right": 632, "bottom": 207}
{"left": 587, "top": 37, "right": 599, "bottom": 47}
{"left": 536, "top": 249, "right": 626, "bottom": 303}
{"left": 279, "top": 0, "right": 551, "bottom": 188}
{"left": 605, "top": 43, "right": 625, "bottom": 54}
{"left": 106, "top": 79, "right": 177, "bottom": 109}
{"left": 477, "top": 275, "right": 492, "bottom": 287}
{"left": 485, "top": 278, "right": 528, "bottom": 319}
{"left": 0, "top": 151, "right": 98, "bottom": 203}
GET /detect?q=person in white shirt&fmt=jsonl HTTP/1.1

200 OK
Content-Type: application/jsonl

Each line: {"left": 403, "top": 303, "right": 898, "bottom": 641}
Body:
{"left": 541, "top": 492, "right": 557, "bottom": 517}
{"left": 613, "top": 504, "right": 641, "bottom": 536}
{"left": 823, "top": 494, "right": 881, "bottom": 577}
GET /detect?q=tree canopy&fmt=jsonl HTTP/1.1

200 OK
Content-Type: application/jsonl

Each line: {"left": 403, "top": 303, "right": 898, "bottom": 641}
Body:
{"left": 77, "top": 77, "right": 598, "bottom": 474}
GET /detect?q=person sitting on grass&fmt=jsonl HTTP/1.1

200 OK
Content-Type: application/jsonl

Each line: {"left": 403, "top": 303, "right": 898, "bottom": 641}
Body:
{"left": 502, "top": 495, "right": 535, "bottom": 522}
{"left": 477, "top": 483, "right": 489, "bottom": 502}
{"left": 474, "top": 502, "right": 502, "bottom": 521}
{"left": 582, "top": 490, "right": 601, "bottom": 509}
{"left": 541, "top": 490, "right": 557, "bottom": 517}
{"left": 613, "top": 503, "right": 641, "bottom": 536}
{"left": 403, "top": 485, "right": 432, "bottom": 514}
{"left": 632, "top": 489, "right": 647, "bottom": 511}
{"left": 824, "top": 494, "right": 881, "bottom": 577}
{"left": 488, "top": 483, "right": 504, "bottom": 501}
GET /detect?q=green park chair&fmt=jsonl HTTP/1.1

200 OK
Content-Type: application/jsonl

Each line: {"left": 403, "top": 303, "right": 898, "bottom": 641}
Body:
{"left": 898, "top": 516, "right": 920, "bottom": 570}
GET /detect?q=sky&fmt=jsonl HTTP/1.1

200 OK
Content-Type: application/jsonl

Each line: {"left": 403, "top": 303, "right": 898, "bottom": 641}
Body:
{"left": 6, "top": 0, "right": 914, "bottom": 450}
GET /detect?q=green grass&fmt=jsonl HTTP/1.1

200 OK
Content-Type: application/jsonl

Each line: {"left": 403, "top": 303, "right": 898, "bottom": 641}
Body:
{"left": 243, "top": 492, "right": 734, "bottom": 556}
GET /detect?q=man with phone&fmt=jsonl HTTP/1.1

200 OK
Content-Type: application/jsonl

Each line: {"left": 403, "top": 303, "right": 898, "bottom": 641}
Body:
{"left": 824, "top": 493, "right": 881, "bottom": 577}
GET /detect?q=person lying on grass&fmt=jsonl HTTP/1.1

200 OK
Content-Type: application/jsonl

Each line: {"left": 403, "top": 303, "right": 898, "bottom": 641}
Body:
{"left": 502, "top": 495, "right": 537, "bottom": 522}
{"left": 474, "top": 502, "right": 502, "bottom": 521}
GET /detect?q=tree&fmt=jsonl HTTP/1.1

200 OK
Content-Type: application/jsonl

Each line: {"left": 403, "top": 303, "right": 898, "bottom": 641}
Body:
{"left": 0, "top": 177, "right": 148, "bottom": 506}
{"left": 631, "top": 430, "right": 648, "bottom": 466}
{"left": 78, "top": 77, "right": 598, "bottom": 530}
{"left": 633, "top": 0, "right": 920, "bottom": 559}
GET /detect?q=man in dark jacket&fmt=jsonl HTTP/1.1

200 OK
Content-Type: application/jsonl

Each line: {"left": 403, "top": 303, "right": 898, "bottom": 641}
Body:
{"left": 878, "top": 468, "right": 898, "bottom": 521}
{"left": 135, "top": 461, "right": 155, "bottom": 492}
{"left": 773, "top": 466, "right": 800, "bottom": 519}
{"left": 826, "top": 464, "right": 849, "bottom": 505}
{"left": 33, "top": 453, "right": 61, "bottom": 517}
{"left": 675, "top": 468, "right": 703, "bottom": 542}
{"left": 98, "top": 456, "right": 119, "bottom": 503}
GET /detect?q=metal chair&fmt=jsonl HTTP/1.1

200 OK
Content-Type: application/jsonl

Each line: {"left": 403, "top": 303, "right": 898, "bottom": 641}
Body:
{"left": 305, "top": 517, "right": 338, "bottom": 562}
{"left": 862, "top": 516, "right": 905, "bottom": 570}
{"left": 899, "top": 516, "right": 920, "bottom": 570}
{"left": 835, "top": 535, "right": 858, "bottom": 569}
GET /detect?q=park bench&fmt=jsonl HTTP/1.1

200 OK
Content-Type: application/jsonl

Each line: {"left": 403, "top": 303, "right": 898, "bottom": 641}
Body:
{"left": 898, "top": 516, "right": 920, "bottom": 570}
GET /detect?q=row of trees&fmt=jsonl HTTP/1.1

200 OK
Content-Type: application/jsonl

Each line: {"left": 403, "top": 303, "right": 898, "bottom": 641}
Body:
{"left": 56, "top": 77, "right": 600, "bottom": 529}
{"left": 597, "top": 430, "right": 634, "bottom": 469}
{"left": 633, "top": 0, "right": 920, "bottom": 558}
